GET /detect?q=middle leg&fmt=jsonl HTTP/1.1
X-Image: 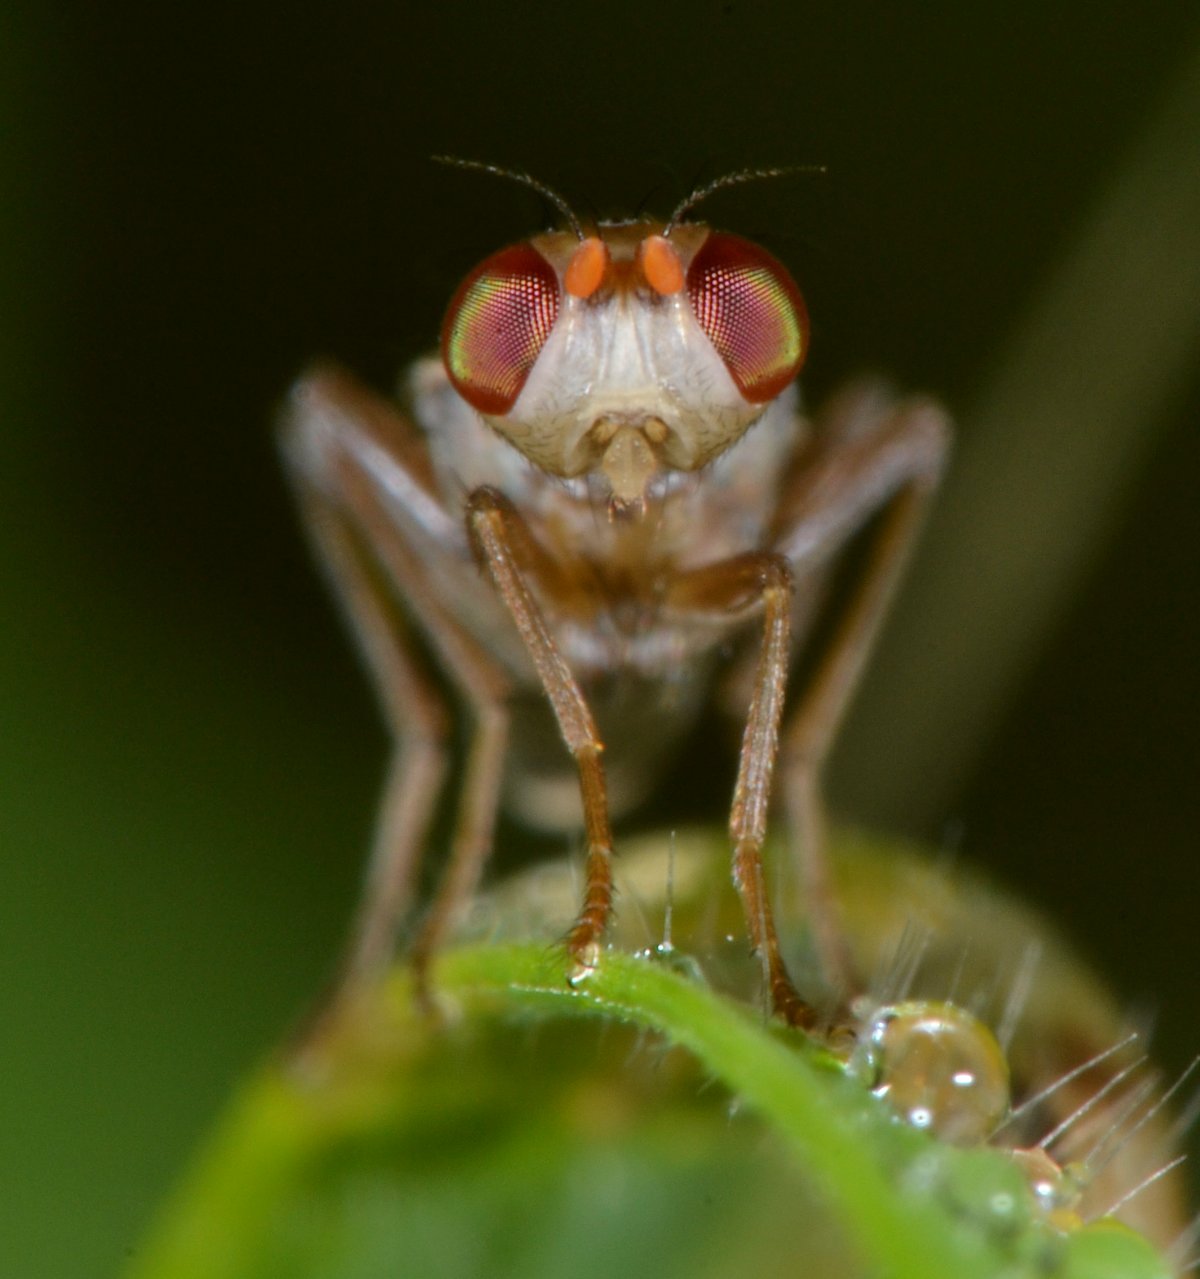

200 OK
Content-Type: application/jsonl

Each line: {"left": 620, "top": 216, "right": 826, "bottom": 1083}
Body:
{"left": 773, "top": 386, "right": 951, "bottom": 999}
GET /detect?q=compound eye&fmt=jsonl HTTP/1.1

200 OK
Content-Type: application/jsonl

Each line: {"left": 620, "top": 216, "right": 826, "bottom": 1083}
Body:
{"left": 441, "top": 242, "right": 561, "bottom": 415}
{"left": 686, "top": 232, "right": 809, "bottom": 403}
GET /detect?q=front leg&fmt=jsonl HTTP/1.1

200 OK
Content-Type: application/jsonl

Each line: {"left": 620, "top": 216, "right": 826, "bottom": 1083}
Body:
{"left": 465, "top": 487, "right": 616, "bottom": 978}
{"left": 667, "top": 554, "right": 815, "bottom": 1028}
{"left": 666, "top": 386, "right": 949, "bottom": 1024}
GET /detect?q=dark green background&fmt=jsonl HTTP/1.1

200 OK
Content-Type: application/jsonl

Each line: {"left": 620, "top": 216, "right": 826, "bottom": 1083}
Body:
{"left": 2, "top": 5, "right": 1198, "bottom": 1276}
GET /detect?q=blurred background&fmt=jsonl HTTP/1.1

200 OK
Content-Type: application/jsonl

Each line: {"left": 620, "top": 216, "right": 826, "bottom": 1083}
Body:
{"left": 2, "top": 4, "right": 1198, "bottom": 1275}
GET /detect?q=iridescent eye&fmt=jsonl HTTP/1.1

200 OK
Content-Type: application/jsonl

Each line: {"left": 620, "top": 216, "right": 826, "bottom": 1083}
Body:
{"left": 686, "top": 232, "right": 809, "bottom": 403}
{"left": 441, "top": 243, "right": 561, "bottom": 415}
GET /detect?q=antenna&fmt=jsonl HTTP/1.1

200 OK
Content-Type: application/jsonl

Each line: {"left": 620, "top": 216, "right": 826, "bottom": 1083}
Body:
{"left": 665, "top": 164, "right": 827, "bottom": 234}
{"left": 432, "top": 155, "right": 585, "bottom": 240}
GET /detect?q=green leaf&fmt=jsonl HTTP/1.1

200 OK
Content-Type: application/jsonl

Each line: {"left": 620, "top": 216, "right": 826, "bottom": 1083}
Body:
{"left": 126, "top": 832, "right": 1179, "bottom": 1279}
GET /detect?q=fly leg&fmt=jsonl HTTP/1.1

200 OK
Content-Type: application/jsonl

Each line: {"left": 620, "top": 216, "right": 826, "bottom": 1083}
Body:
{"left": 292, "top": 481, "right": 450, "bottom": 985}
{"left": 465, "top": 486, "right": 615, "bottom": 978}
{"left": 772, "top": 384, "right": 950, "bottom": 999}
{"left": 282, "top": 368, "right": 512, "bottom": 1009}
{"left": 667, "top": 554, "right": 815, "bottom": 1027}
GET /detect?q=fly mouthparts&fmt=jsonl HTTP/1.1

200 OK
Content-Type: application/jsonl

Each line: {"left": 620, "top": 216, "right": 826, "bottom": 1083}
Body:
{"left": 588, "top": 414, "right": 671, "bottom": 509}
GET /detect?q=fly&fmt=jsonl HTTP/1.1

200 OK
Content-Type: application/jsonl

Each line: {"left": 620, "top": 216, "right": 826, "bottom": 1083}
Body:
{"left": 281, "top": 162, "right": 950, "bottom": 1028}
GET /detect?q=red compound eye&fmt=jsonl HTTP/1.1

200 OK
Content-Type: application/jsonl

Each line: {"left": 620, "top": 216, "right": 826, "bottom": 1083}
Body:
{"left": 441, "top": 242, "right": 561, "bottom": 415}
{"left": 686, "top": 232, "right": 808, "bottom": 403}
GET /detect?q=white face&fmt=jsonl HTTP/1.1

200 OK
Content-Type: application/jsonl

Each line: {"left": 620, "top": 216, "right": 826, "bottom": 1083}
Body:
{"left": 441, "top": 221, "right": 809, "bottom": 505}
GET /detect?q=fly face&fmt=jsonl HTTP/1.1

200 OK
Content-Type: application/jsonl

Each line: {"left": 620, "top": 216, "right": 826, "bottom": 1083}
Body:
{"left": 441, "top": 221, "right": 809, "bottom": 505}
{"left": 283, "top": 171, "right": 949, "bottom": 1030}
